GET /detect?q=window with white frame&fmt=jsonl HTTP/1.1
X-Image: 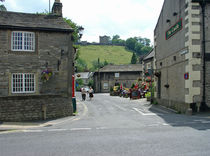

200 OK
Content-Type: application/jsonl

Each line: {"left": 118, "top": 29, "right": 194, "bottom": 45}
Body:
{"left": 115, "top": 73, "right": 119, "bottom": 78}
{"left": 12, "top": 73, "right": 35, "bottom": 93}
{"left": 103, "top": 82, "right": 109, "bottom": 90}
{"left": 11, "top": 31, "right": 35, "bottom": 51}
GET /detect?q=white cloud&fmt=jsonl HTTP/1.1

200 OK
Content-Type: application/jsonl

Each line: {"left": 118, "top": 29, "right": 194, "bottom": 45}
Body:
{"left": 4, "top": 0, "right": 164, "bottom": 43}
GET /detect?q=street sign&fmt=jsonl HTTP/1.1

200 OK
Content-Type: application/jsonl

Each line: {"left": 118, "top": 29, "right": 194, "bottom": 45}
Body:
{"left": 184, "top": 73, "right": 189, "bottom": 80}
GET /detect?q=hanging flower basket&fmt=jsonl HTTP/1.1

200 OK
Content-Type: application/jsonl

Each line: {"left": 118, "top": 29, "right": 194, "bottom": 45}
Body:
{"left": 41, "top": 69, "right": 53, "bottom": 82}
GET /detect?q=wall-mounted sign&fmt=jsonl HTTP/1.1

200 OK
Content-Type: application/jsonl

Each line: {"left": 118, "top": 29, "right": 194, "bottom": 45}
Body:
{"left": 184, "top": 73, "right": 189, "bottom": 80}
{"left": 165, "top": 19, "right": 182, "bottom": 40}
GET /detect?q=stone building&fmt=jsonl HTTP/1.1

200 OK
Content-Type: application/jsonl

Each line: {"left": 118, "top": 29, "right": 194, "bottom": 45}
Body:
{"left": 99, "top": 35, "right": 111, "bottom": 45}
{"left": 93, "top": 64, "right": 142, "bottom": 93}
{"left": 0, "top": 0, "right": 74, "bottom": 121}
{"left": 154, "top": 0, "right": 210, "bottom": 113}
{"left": 143, "top": 49, "right": 155, "bottom": 82}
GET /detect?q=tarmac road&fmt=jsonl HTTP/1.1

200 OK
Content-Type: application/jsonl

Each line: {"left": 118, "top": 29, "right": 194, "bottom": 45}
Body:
{"left": 0, "top": 93, "right": 210, "bottom": 156}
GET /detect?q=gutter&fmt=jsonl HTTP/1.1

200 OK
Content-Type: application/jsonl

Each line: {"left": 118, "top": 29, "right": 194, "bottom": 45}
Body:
{"left": 0, "top": 25, "right": 74, "bottom": 33}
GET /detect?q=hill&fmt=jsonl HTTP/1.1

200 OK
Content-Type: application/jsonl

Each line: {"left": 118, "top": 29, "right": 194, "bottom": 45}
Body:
{"left": 79, "top": 45, "right": 133, "bottom": 69}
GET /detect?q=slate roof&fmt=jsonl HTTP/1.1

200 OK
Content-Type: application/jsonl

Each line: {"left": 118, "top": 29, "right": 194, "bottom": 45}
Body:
{"left": 143, "top": 49, "right": 155, "bottom": 61}
{"left": 0, "top": 11, "right": 73, "bottom": 32}
{"left": 98, "top": 64, "right": 142, "bottom": 72}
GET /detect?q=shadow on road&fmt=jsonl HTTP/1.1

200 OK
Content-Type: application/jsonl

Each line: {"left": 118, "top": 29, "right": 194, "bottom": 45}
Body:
{"left": 148, "top": 104, "right": 210, "bottom": 131}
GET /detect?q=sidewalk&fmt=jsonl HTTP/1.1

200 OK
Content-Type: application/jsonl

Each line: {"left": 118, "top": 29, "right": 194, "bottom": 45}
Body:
{"left": 0, "top": 115, "right": 78, "bottom": 132}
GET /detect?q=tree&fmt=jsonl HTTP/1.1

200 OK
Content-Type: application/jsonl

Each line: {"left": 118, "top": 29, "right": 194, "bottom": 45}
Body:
{"left": 63, "top": 18, "right": 83, "bottom": 43}
{"left": 134, "top": 42, "right": 143, "bottom": 55}
{"left": 131, "top": 52, "right": 137, "bottom": 64}
{"left": 76, "top": 58, "right": 88, "bottom": 72}
{"left": 0, "top": 0, "right": 6, "bottom": 11}
{"left": 125, "top": 37, "right": 137, "bottom": 51}
{"left": 141, "top": 46, "right": 153, "bottom": 55}
{"left": 111, "top": 35, "right": 125, "bottom": 46}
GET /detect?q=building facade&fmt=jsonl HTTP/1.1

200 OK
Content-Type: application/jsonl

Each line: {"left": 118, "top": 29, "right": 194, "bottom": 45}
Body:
{"left": 0, "top": 0, "right": 74, "bottom": 121}
{"left": 154, "top": 0, "right": 210, "bottom": 113}
{"left": 93, "top": 64, "right": 142, "bottom": 93}
{"left": 99, "top": 35, "right": 111, "bottom": 45}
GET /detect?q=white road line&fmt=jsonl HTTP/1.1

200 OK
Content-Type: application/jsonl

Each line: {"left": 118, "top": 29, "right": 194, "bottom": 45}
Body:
{"left": 23, "top": 130, "right": 43, "bottom": 133}
{"left": 201, "top": 121, "right": 210, "bottom": 124}
{"left": 133, "top": 107, "right": 160, "bottom": 116}
{"left": 96, "top": 127, "right": 108, "bottom": 130}
{"left": 70, "top": 128, "right": 92, "bottom": 131}
{"left": 48, "top": 129, "right": 67, "bottom": 132}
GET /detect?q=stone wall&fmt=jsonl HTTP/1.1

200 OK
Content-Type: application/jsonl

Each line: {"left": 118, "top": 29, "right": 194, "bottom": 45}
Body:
{"left": 0, "top": 95, "right": 73, "bottom": 121}
{"left": 0, "top": 29, "right": 73, "bottom": 121}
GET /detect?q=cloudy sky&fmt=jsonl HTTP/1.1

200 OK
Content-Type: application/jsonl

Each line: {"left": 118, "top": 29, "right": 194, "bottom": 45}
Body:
{"left": 2, "top": 0, "right": 164, "bottom": 43}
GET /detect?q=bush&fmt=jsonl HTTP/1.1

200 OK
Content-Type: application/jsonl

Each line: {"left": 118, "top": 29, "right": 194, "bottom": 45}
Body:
{"left": 145, "top": 92, "right": 151, "bottom": 98}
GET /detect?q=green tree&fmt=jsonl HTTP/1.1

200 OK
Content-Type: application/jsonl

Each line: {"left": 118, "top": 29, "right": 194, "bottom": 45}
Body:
{"left": 0, "top": 0, "right": 6, "bottom": 11}
{"left": 88, "top": 79, "right": 94, "bottom": 88}
{"left": 134, "top": 42, "right": 143, "bottom": 55}
{"left": 111, "top": 35, "right": 125, "bottom": 46}
{"left": 141, "top": 46, "right": 153, "bottom": 55}
{"left": 76, "top": 58, "right": 88, "bottom": 72}
{"left": 125, "top": 37, "right": 137, "bottom": 51}
{"left": 131, "top": 52, "right": 137, "bottom": 64}
{"left": 63, "top": 18, "right": 83, "bottom": 43}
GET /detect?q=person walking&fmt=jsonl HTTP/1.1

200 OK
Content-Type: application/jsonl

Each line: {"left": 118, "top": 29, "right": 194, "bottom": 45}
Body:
{"left": 88, "top": 87, "right": 94, "bottom": 100}
{"left": 81, "top": 88, "right": 86, "bottom": 101}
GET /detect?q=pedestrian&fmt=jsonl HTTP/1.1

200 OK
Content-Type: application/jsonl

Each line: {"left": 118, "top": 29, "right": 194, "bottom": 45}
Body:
{"left": 81, "top": 88, "right": 86, "bottom": 101}
{"left": 88, "top": 87, "right": 94, "bottom": 100}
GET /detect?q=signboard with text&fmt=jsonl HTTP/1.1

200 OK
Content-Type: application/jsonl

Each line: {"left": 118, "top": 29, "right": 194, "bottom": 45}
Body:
{"left": 165, "top": 19, "right": 182, "bottom": 40}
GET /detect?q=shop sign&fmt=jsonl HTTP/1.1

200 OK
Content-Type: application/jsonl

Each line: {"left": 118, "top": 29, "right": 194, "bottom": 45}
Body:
{"left": 184, "top": 73, "right": 189, "bottom": 80}
{"left": 165, "top": 19, "right": 182, "bottom": 40}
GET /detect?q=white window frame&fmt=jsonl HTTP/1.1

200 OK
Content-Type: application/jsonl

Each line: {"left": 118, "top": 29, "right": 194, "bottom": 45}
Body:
{"left": 11, "top": 73, "right": 36, "bottom": 93}
{"left": 11, "top": 31, "right": 35, "bottom": 52}
{"left": 115, "top": 73, "right": 120, "bottom": 78}
{"left": 103, "top": 82, "right": 109, "bottom": 90}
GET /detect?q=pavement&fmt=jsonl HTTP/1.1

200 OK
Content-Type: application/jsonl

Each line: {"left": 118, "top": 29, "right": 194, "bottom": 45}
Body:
{"left": 0, "top": 113, "right": 79, "bottom": 132}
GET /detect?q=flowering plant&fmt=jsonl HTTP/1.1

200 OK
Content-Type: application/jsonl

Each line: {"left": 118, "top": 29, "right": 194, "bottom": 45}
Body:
{"left": 41, "top": 69, "right": 53, "bottom": 82}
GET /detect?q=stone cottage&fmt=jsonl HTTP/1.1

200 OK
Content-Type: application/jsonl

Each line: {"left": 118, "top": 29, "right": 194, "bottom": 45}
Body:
{"left": 93, "top": 64, "right": 142, "bottom": 93}
{"left": 143, "top": 49, "right": 155, "bottom": 82}
{"left": 154, "top": 0, "right": 210, "bottom": 113}
{"left": 0, "top": 0, "right": 74, "bottom": 121}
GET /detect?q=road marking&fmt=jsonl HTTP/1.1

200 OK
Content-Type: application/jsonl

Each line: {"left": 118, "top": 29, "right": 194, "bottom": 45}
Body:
{"left": 133, "top": 107, "right": 161, "bottom": 116}
{"left": 70, "top": 128, "right": 92, "bottom": 131}
{"left": 23, "top": 130, "right": 43, "bottom": 133}
{"left": 96, "top": 127, "right": 108, "bottom": 130}
{"left": 48, "top": 129, "right": 67, "bottom": 132}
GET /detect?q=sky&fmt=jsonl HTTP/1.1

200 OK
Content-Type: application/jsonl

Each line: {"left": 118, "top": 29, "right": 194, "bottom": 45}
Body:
{"left": 2, "top": 0, "right": 164, "bottom": 44}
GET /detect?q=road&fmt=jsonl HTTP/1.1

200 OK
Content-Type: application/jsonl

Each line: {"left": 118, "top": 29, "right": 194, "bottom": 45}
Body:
{"left": 1, "top": 93, "right": 210, "bottom": 156}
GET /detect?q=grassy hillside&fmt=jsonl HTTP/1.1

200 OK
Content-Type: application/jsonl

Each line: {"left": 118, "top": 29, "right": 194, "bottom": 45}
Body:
{"left": 79, "top": 45, "right": 133, "bottom": 69}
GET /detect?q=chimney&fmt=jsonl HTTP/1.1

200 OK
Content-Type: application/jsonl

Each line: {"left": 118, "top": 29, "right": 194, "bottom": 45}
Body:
{"left": 52, "top": 0, "right": 63, "bottom": 16}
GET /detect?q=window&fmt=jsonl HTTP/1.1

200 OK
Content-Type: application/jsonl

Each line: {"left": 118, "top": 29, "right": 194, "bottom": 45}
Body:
{"left": 11, "top": 31, "right": 35, "bottom": 51}
{"left": 115, "top": 73, "right": 119, "bottom": 78}
{"left": 103, "top": 82, "right": 109, "bottom": 90}
{"left": 12, "top": 73, "right": 35, "bottom": 93}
